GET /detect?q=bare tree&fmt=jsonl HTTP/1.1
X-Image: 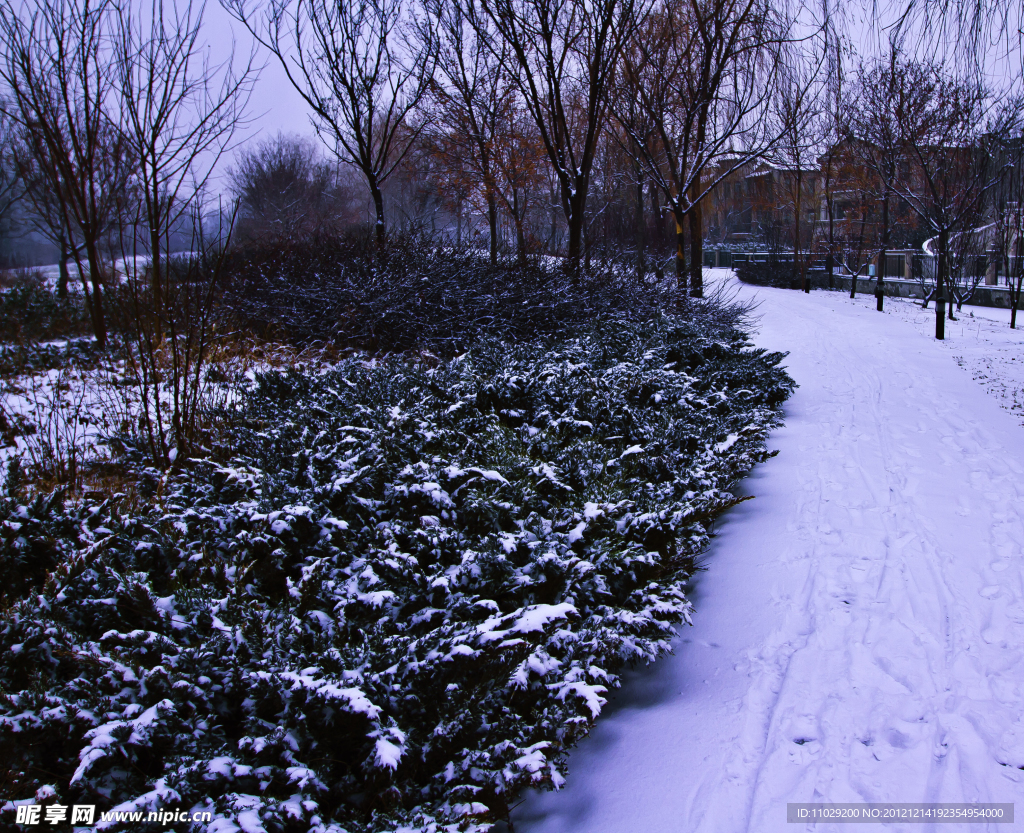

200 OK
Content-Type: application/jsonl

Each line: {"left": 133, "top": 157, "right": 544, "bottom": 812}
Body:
{"left": 889, "top": 59, "right": 1020, "bottom": 339}
{"left": 990, "top": 131, "right": 1024, "bottom": 327}
{"left": 422, "top": 0, "right": 507, "bottom": 263}
{"left": 10, "top": 123, "right": 77, "bottom": 294}
{"left": 849, "top": 46, "right": 921, "bottom": 311}
{"left": 113, "top": 0, "right": 254, "bottom": 321}
{"left": 884, "top": 0, "right": 1023, "bottom": 74}
{"left": 770, "top": 55, "right": 824, "bottom": 294}
{"left": 490, "top": 95, "right": 546, "bottom": 259}
{"left": 229, "top": 132, "right": 354, "bottom": 243}
{"left": 475, "top": 0, "right": 639, "bottom": 271}
{"left": 223, "top": 0, "right": 436, "bottom": 250}
{"left": 0, "top": 104, "right": 22, "bottom": 230}
{"left": 610, "top": 0, "right": 795, "bottom": 297}
{"left": 116, "top": 198, "right": 238, "bottom": 467}
{"left": 609, "top": 30, "right": 660, "bottom": 278}
{"left": 816, "top": 26, "right": 850, "bottom": 292}
{"left": 0, "top": 0, "right": 131, "bottom": 347}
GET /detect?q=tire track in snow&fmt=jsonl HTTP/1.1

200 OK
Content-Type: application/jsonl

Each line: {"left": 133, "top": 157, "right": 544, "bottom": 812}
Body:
{"left": 515, "top": 277, "right": 1024, "bottom": 833}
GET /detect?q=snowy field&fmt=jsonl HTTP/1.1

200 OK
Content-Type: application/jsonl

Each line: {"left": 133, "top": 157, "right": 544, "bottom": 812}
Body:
{"left": 0, "top": 339, "right": 331, "bottom": 481}
{"left": 853, "top": 291, "right": 1024, "bottom": 426}
{"left": 514, "top": 270, "right": 1024, "bottom": 832}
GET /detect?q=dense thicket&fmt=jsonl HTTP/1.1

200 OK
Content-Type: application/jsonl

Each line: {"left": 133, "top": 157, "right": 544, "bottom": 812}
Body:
{"left": 221, "top": 234, "right": 714, "bottom": 354}
{"left": 0, "top": 273, "right": 91, "bottom": 342}
{"left": 0, "top": 314, "right": 793, "bottom": 832}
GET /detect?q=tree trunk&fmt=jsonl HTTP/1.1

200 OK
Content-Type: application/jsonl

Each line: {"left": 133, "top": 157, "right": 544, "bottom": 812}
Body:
{"left": 567, "top": 217, "right": 583, "bottom": 272}
{"left": 851, "top": 208, "right": 868, "bottom": 299}
{"left": 674, "top": 209, "right": 687, "bottom": 296}
{"left": 369, "top": 178, "right": 386, "bottom": 252}
{"left": 150, "top": 221, "right": 164, "bottom": 341}
{"left": 651, "top": 184, "right": 664, "bottom": 248}
{"left": 583, "top": 220, "right": 592, "bottom": 273}
{"left": 549, "top": 187, "right": 558, "bottom": 254}
{"left": 936, "top": 228, "right": 948, "bottom": 340}
{"left": 84, "top": 238, "right": 107, "bottom": 349}
{"left": 487, "top": 191, "right": 498, "bottom": 265}
{"left": 635, "top": 163, "right": 646, "bottom": 279}
{"left": 564, "top": 184, "right": 587, "bottom": 273}
{"left": 794, "top": 174, "right": 805, "bottom": 292}
{"left": 1012, "top": 271, "right": 1021, "bottom": 329}
{"left": 827, "top": 198, "right": 835, "bottom": 290}
{"left": 512, "top": 188, "right": 527, "bottom": 262}
{"left": 150, "top": 178, "right": 164, "bottom": 325}
{"left": 1012, "top": 235, "right": 1022, "bottom": 329}
{"left": 57, "top": 235, "right": 70, "bottom": 299}
{"left": 876, "top": 195, "right": 889, "bottom": 311}
{"left": 689, "top": 201, "right": 703, "bottom": 298}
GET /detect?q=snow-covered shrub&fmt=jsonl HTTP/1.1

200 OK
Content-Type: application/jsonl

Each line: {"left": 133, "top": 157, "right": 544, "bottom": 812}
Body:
{"left": 0, "top": 314, "right": 793, "bottom": 832}
{"left": 0, "top": 337, "right": 104, "bottom": 376}
{"left": 0, "top": 275, "right": 91, "bottom": 343}
{"left": 221, "top": 232, "right": 727, "bottom": 354}
{"left": 734, "top": 259, "right": 802, "bottom": 289}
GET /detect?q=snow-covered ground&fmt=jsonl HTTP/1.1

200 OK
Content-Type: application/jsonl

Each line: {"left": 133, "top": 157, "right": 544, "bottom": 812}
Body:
{"left": 17, "top": 254, "right": 195, "bottom": 292}
{"left": 514, "top": 271, "right": 1024, "bottom": 832}
{"left": 863, "top": 294, "right": 1024, "bottom": 427}
{"left": 0, "top": 340, "right": 346, "bottom": 478}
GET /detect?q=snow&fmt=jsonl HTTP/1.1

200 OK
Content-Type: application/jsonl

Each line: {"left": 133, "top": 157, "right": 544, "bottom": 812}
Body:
{"left": 515, "top": 271, "right": 1024, "bottom": 832}
{"left": 33, "top": 785, "right": 56, "bottom": 802}
{"left": 466, "top": 467, "right": 509, "bottom": 483}
{"left": 0, "top": 336, "right": 337, "bottom": 478}
{"left": 862, "top": 296, "right": 1024, "bottom": 427}
{"left": 236, "top": 810, "right": 268, "bottom": 833}
{"left": 71, "top": 699, "right": 175, "bottom": 784}
{"left": 567, "top": 521, "right": 587, "bottom": 544}
{"left": 374, "top": 738, "right": 404, "bottom": 770}
{"left": 94, "top": 777, "right": 180, "bottom": 831}
{"left": 274, "top": 673, "right": 381, "bottom": 718}
{"left": 511, "top": 603, "right": 578, "bottom": 634}
{"left": 532, "top": 462, "right": 573, "bottom": 492}
{"left": 714, "top": 433, "right": 740, "bottom": 453}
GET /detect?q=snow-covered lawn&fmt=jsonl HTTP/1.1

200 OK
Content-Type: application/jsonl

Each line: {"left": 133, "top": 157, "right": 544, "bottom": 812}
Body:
{"left": 0, "top": 337, "right": 342, "bottom": 481}
{"left": 514, "top": 271, "right": 1024, "bottom": 832}
{"left": 25, "top": 255, "right": 191, "bottom": 289}
{"left": 0, "top": 313, "right": 795, "bottom": 832}
{"left": 852, "top": 293, "right": 1024, "bottom": 426}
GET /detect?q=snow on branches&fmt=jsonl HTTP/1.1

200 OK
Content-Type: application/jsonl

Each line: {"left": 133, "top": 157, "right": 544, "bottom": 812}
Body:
{"left": 0, "top": 314, "right": 793, "bottom": 832}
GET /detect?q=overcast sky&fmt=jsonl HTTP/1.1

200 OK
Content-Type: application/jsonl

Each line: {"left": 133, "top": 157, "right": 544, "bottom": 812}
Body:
{"left": 198, "top": 2, "right": 319, "bottom": 188}
{"left": 196, "top": 0, "right": 1022, "bottom": 195}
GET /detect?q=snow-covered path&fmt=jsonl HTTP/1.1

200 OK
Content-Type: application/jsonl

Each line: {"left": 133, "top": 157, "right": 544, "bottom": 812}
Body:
{"left": 514, "top": 276, "right": 1024, "bottom": 832}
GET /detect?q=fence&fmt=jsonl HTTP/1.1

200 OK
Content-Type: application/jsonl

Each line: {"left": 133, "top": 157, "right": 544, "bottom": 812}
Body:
{"left": 705, "top": 249, "right": 1022, "bottom": 288}
{"left": 706, "top": 248, "right": 1022, "bottom": 309}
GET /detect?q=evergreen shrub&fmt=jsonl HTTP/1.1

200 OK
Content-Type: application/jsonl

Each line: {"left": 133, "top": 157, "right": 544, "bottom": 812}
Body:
{"left": 0, "top": 275, "right": 92, "bottom": 343}
{"left": 734, "top": 259, "right": 802, "bottom": 289}
{"left": 0, "top": 314, "right": 794, "bottom": 832}
{"left": 221, "top": 232, "right": 709, "bottom": 354}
